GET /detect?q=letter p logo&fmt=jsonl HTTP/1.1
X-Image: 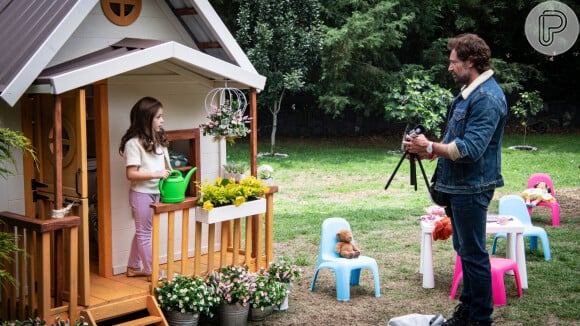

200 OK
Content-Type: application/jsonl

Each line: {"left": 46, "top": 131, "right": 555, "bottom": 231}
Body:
{"left": 525, "top": 1, "right": 579, "bottom": 56}
{"left": 539, "top": 10, "right": 567, "bottom": 46}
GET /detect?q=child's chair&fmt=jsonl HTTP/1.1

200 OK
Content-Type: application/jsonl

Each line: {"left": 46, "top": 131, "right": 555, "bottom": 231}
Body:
{"left": 449, "top": 255, "right": 523, "bottom": 306}
{"left": 527, "top": 173, "right": 560, "bottom": 226}
{"left": 492, "top": 195, "right": 551, "bottom": 261}
{"left": 310, "top": 217, "right": 381, "bottom": 301}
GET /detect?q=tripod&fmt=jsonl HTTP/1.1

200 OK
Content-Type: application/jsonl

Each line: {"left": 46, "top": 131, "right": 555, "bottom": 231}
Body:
{"left": 384, "top": 150, "right": 432, "bottom": 192}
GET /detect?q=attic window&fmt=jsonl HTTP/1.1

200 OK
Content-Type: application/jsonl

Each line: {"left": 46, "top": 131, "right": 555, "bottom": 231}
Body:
{"left": 101, "top": 0, "right": 142, "bottom": 26}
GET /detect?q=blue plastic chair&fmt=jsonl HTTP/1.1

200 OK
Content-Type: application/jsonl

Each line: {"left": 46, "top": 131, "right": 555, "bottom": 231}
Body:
{"left": 310, "top": 217, "right": 381, "bottom": 301}
{"left": 492, "top": 195, "right": 551, "bottom": 261}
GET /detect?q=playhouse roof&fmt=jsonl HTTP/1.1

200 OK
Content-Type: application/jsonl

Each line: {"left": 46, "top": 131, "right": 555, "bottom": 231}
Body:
{"left": 0, "top": 0, "right": 265, "bottom": 106}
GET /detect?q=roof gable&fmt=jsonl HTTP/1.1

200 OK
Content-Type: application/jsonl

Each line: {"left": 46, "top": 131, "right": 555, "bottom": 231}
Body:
{"left": 0, "top": 0, "right": 263, "bottom": 107}
{"left": 33, "top": 38, "right": 266, "bottom": 94}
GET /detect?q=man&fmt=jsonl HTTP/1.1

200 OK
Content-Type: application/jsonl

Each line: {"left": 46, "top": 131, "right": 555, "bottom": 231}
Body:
{"left": 403, "top": 33, "right": 507, "bottom": 326}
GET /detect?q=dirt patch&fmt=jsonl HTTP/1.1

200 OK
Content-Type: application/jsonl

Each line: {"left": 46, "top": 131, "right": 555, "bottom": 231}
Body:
{"left": 248, "top": 191, "right": 579, "bottom": 325}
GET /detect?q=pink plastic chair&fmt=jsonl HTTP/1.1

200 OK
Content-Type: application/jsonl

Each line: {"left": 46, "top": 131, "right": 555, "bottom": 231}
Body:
{"left": 526, "top": 173, "right": 560, "bottom": 226}
{"left": 450, "top": 255, "right": 523, "bottom": 306}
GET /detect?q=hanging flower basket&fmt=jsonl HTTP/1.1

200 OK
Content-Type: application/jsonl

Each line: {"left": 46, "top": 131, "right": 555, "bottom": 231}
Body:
{"left": 201, "top": 84, "right": 250, "bottom": 144}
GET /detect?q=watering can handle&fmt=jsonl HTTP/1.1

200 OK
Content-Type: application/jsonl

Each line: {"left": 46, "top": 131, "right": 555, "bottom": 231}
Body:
{"left": 158, "top": 170, "right": 182, "bottom": 193}
{"left": 169, "top": 170, "right": 182, "bottom": 177}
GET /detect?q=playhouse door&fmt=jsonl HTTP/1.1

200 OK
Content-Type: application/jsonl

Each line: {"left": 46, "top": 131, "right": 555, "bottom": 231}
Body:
{"left": 27, "top": 89, "right": 91, "bottom": 305}
{"left": 34, "top": 90, "right": 88, "bottom": 199}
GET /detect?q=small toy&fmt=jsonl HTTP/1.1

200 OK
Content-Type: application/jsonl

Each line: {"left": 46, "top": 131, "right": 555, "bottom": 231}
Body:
{"left": 335, "top": 229, "right": 361, "bottom": 259}
{"left": 521, "top": 181, "right": 554, "bottom": 207}
{"left": 432, "top": 216, "right": 452, "bottom": 241}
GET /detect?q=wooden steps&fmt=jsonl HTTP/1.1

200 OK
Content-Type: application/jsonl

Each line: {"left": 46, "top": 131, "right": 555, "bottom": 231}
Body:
{"left": 80, "top": 295, "right": 167, "bottom": 326}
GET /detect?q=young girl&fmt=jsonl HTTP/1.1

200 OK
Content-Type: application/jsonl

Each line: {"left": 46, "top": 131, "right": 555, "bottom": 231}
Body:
{"left": 118, "top": 97, "right": 171, "bottom": 280}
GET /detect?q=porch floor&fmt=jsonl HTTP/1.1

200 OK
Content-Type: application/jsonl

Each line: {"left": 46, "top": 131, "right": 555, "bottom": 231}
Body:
{"left": 87, "top": 251, "right": 266, "bottom": 307}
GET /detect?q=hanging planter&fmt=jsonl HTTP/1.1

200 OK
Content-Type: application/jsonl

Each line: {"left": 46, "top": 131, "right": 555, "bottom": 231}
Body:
{"left": 200, "top": 82, "right": 251, "bottom": 144}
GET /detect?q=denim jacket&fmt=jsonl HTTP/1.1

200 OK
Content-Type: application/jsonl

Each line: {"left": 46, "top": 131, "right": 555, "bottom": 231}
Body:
{"left": 434, "top": 73, "right": 508, "bottom": 194}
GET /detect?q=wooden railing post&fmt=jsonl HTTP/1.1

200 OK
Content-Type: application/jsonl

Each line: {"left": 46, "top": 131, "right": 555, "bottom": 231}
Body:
{"left": 0, "top": 211, "right": 80, "bottom": 324}
{"left": 149, "top": 188, "right": 277, "bottom": 293}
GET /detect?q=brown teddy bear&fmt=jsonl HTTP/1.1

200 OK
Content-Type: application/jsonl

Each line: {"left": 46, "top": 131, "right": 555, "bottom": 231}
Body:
{"left": 335, "top": 229, "right": 361, "bottom": 258}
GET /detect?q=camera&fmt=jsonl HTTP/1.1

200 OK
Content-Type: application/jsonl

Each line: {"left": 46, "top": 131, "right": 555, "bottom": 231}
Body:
{"left": 407, "top": 125, "right": 425, "bottom": 137}
{"left": 385, "top": 124, "right": 430, "bottom": 192}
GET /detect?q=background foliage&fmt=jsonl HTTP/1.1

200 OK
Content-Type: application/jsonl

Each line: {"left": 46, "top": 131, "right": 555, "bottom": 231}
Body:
{"left": 212, "top": 0, "right": 579, "bottom": 138}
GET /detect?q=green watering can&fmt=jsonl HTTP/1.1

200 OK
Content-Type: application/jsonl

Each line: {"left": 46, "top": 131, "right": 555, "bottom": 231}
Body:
{"left": 159, "top": 167, "right": 197, "bottom": 203}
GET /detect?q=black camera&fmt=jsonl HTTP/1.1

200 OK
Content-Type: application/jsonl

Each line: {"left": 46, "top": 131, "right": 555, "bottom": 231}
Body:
{"left": 385, "top": 124, "right": 430, "bottom": 192}
{"left": 407, "top": 125, "right": 425, "bottom": 137}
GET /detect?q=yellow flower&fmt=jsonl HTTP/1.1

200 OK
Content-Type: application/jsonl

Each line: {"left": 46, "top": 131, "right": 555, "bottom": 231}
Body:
{"left": 203, "top": 201, "right": 214, "bottom": 211}
{"left": 233, "top": 196, "right": 246, "bottom": 207}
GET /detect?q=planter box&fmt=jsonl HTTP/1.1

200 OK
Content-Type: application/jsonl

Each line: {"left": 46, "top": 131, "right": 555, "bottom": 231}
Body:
{"left": 195, "top": 198, "right": 266, "bottom": 224}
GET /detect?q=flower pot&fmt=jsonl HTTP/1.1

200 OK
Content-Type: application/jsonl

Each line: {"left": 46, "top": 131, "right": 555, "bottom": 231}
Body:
{"left": 260, "top": 177, "right": 274, "bottom": 186}
{"left": 223, "top": 172, "right": 245, "bottom": 182}
{"left": 164, "top": 310, "right": 199, "bottom": 326}
{"left": 273, "top": 295, "right": 288, "bottom": 311}
{"left": 248, "top": 305, "right": 273, "bottom": 321}
{"left": 195, "top": 198, "right": 266, "bottom": 224}
{"left": 273, "top": 283, "right": 292, "bottom": 311}
{"left": 218, "top": 302, "right": 249, "bottom": 326}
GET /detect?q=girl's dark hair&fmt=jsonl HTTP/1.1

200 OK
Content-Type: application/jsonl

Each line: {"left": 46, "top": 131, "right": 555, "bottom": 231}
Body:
{"left": 119, "top": 96, "right": 169, "bottom": 156}
{"left": 447, "top": 33, "right": 492, "bottom": 73}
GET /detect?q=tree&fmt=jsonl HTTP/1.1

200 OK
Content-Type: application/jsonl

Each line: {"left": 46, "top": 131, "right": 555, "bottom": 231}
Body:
{"left": 318, "top": 1, "right": 414, "bottom": 118}
{"left": 511, "top": 90, "right": 544, "bottom": 146}
{"left": 385, "top": 74, "right": 453, "bottom": 139}
{"left": 236, "top": 0, "right": 323, "bottom": 155}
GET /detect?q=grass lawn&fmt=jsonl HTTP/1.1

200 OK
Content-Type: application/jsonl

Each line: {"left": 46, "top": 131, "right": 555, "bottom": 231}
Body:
{"left": 225, "top": 132, "right": 579, "bottom": 325}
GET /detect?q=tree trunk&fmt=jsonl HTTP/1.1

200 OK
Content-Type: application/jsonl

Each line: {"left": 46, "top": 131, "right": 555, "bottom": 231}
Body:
{"left": 269, "top": 89, "right": 285, "bottom": 155}
{"left": 270, "top": 109, "right": 278, "bottom": 155}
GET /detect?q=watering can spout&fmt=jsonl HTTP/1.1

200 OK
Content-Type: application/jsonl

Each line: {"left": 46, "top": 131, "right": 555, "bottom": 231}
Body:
{"left": 184, "top": 167, "right": 197, "bottom": 186}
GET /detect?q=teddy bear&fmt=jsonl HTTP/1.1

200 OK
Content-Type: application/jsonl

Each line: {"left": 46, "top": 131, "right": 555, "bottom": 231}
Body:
{"left": 335, "top": 229, "right": 361, "bottom": 258}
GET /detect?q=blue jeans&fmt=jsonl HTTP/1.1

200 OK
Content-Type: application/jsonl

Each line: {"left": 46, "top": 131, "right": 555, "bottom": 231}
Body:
{"left": 445, "top": 191, "right": 494, "bottom": 323}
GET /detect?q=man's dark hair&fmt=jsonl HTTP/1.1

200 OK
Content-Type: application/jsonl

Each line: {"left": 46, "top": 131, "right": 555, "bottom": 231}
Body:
{"left": 447, "top": 33, "right": 492, "bottom": 73}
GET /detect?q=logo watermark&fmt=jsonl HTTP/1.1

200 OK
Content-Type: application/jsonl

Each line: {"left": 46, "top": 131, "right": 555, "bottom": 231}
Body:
{"left": 525, "top": 1, "right": 579, "bottom": 56}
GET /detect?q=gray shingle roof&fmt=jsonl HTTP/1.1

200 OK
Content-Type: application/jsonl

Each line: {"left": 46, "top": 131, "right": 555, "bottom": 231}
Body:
{"left": 0, "top": 0, "right": 78, "bottom": 92}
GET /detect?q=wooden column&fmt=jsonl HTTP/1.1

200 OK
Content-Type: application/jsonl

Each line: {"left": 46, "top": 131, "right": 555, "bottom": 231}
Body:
{"left": 53, "top": 95, "right": 64, "bottom": 305}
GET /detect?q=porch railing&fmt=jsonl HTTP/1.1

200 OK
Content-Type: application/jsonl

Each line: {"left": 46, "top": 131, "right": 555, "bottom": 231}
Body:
{"left": 0, "top": 211, "right": 80, "bottom": 324}
{"left": 149, "top": 186, "right": 277, "bottom": 291}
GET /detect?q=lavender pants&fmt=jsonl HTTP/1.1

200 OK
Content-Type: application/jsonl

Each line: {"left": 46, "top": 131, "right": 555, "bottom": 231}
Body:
{"left": 127, "top": 190, "right": 159, "bottom": 274}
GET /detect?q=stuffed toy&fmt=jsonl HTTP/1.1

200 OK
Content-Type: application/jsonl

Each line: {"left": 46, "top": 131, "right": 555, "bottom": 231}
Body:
{"left": 432, "top": 216, "right": 452, "bottom": 241}
{"left": 335, "top": 229, "right": 361, "bottom": 258}
{"left": 521, "top": 181, "right": 554, "bottom": 207}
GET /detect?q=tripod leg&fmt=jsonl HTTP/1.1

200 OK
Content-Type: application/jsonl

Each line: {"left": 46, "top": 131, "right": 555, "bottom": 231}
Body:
{"left": 410, "top": 155, "right": 417, "bottom": 191}
{"left": 417, "top": 158, "right": 432, "bottom": 192}
{"left": 385, "top": 151, "right": 408, "bottom": 190}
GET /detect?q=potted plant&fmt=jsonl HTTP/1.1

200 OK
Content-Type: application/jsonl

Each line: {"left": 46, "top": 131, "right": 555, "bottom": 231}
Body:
{"left": 257, "top": 164, "right": 274, "bottom": 185}
{"left": 208, "top": 265, "right": 254, "bottom": 325}
{"left": 223, "top": 161, "right": 249, "bottom": 182}
{"left": 248, "top": 269, "right": 286, "bottom": 321}
{"left": 267, "top": 257, "right": 303, "bottom": 311}
{"left": 195, "top": 176, "right": 269, "bottom": 223}
{"left": 155, "top": 274, "right": 220, "bottom": 325}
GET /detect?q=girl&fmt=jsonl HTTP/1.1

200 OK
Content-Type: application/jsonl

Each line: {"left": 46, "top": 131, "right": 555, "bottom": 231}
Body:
{"left": 119, "top": 97, "right": 171, "bottom": 280}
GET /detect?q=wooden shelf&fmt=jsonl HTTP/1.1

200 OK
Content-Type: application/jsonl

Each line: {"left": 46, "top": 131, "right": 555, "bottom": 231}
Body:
{"left": 165, "top": 129, "right": 201, "bottom": 197}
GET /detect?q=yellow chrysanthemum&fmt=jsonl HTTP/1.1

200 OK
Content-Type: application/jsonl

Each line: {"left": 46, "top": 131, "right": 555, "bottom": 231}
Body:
{"left": 203, "top": 201, "right": 214, "bottom": 211}
{"left": 233, "top": 196, "right": 246, "bottom": 207}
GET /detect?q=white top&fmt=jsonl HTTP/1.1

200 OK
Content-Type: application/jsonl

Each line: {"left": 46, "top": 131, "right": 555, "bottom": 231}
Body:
{"left": 124, "top": 137, "right": 171, "bottom": 194}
